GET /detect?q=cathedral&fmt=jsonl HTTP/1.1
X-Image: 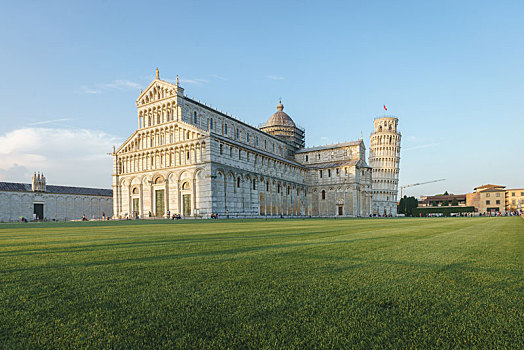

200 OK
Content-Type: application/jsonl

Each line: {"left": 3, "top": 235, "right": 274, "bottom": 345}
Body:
{"left": 112, "top": 70, "right": 401, "bottom": 218}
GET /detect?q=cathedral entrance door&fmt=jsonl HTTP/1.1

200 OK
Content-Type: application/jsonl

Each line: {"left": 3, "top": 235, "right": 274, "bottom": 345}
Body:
{"left": 155, "top": 190, "right": 165, "bottom": 217}
{"left": 132, "top": 198, "right": 140, "bottom": 216}
{"left": 183, "top": 194, "right": 191, "bottom": 217}
{"left": 338, "top": 205, "right": 343, "bottom": 216}
{"left": 33, "top": 203, "right": 44, "bottom": 221}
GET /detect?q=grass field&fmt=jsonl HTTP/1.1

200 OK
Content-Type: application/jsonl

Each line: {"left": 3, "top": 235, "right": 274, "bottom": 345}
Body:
{"left": 1, "top": 217, "right": 523, "bottom": 349}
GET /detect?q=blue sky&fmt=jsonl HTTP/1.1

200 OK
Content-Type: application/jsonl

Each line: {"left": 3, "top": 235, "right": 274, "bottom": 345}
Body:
{"left": 0, "top": 0, "right": 522, "bottom": 196}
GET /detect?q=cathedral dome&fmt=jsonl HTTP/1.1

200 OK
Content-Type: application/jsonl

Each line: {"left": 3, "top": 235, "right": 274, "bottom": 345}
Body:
{"left": 264, "top": 101, "right": 295, "bottom": 127}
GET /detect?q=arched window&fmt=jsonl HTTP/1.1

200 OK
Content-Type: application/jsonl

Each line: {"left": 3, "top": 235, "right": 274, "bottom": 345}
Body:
{"left": 132, "top": 187, "right": 139, "bottom": 194}
{"left": 277, "top": 184, "right": 281, "bottom": 193}
{"left": 305, "top": 155, "right": 308, "bottom": 162}
{"left": 321, "top": 190, "right": 326, "bottom": 200}
{"left": 193, "top": 111, "right": 197, "bottom": 124}
{"left": 224, "top": 124, "right": 228, "bottom": 135}
{"left": 154, "top": 177, "right": 164, "bottom": 184}
{"left": 237, "top": 177, "right": 241, "bottom": 188}
{"left": 219, "top": 144, "right": 223, "bottom": 155}
{"left": 238, "top": 150, "right": 242, "bottom": 160}
{"left": 230, "top": 147, "right": 233, "bottom": 157}
{"left": 266, "top": 181, "right": 270, "bottom": 191}
{"left": 210, "top": 118, "right": 214, "bottom": 130}
{"left": 253, "top": 179, "right": 256, "bottom": 190}
{"left": 182, "top": 182, "right": 190, "bottom": 190}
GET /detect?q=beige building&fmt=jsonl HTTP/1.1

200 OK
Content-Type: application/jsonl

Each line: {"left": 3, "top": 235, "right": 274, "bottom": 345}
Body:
{"left": 505, "top": 188, "right": 524, "bottom": 212}
{"left": 0, "top": 172, "right": 113, "bottom": 222}
{"left": 419, "top": 184, "right": 523, "bottom": 215}
{"left": 466, "top": 184, "right": 507, "bottom": 214}
{"left": 112, "top": 70, "right": 397, "bottom": 219}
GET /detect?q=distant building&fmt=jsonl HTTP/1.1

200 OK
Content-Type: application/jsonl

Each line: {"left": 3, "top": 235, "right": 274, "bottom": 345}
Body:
{"left": 505, "top": 188, "right": 524, "bottom": 212}
{"left": 466, "top": 184, "right": 506, "bottom": 214}
{"left": 419, "top": 194, "right": 467, "bottom": 207}
{"left": 0, "top": 172, "right": 113, "bottom": 222}
{"left": 418, "top": 183, "right": 524, "bottom": 215}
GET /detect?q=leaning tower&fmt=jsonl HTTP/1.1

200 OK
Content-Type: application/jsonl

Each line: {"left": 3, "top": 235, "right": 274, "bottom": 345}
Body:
{"left": 369, "top": 116, "right": 401, "bottom": 216}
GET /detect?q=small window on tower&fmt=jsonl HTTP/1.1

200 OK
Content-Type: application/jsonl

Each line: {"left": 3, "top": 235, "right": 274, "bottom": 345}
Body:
{"left": 305, "top": 155, "right": 308, "bottom": 162}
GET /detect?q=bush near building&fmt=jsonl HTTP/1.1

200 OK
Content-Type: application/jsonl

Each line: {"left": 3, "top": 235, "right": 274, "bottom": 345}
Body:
{"left": 412, "top": 206, "right": 475, "bottom": 217}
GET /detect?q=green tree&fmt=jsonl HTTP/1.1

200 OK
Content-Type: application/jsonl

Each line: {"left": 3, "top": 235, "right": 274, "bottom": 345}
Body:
{"left": 443, "top": 191, "right": 449, "bottom": 195}
{"left": 442, "top": 199, "right": 449, "bottom": 206}
{"left": 451, "top": 197, "right": 458, "bottom": 206}
{"left": 398, "top": 196, "right": 419, "bottom": 216}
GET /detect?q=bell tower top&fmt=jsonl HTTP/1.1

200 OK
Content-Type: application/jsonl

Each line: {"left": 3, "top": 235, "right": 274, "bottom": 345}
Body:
{"left": 31, "top": 172, "right": 47, "bottom": 192}
{"left": 373, "top": 116, "right": 398, "bottom": 134}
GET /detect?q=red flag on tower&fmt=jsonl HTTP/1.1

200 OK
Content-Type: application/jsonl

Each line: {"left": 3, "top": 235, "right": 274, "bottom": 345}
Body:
{"left": 384, "top": 105, "right": 388, "bottom": 111}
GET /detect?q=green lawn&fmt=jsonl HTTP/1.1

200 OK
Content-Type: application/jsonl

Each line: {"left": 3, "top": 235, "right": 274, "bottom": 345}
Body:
{"left": 1, "top": 217, "right": 523, "bottom": 349}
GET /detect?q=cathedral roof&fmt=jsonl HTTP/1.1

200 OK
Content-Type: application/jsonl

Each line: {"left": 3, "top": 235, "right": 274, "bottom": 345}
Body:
{"left": 264, "top": 101, "right": 295, "bottom": 128}
{"left": 295, "top": 140, "right": 363, "bottom": 153}
{"left": 305, "top": 159, "right": 370, "bottom": 169}
{"left": 0, "top": 182, "right": 112, "bottom": 196}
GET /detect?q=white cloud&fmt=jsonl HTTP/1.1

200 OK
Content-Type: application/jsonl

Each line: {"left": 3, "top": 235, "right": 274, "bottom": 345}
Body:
{"left": 81, "top": 86, "right": 102, "bottom": 94}
{"left": 209, "top": 74, "right": 227, "bottom": 81}
{"left": 267, "top": 75, "right": 285, "bottom": 80}
{"left": 103, "top": 80, "right": 142, "bottom": 89}
{"left": 179, "top": 78, "right": 210, "bottom": 85}
{"left": 81, "top": 79, "right": 142, "bottom": 94}
{"left": 0, "top": 128, "right": 121, "bottom": 188}
{"left": 28, "top": 118, "right": 71, "bottom": 126}
{"left": 403, "top": 143, "right": 439, "bottom": 152}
